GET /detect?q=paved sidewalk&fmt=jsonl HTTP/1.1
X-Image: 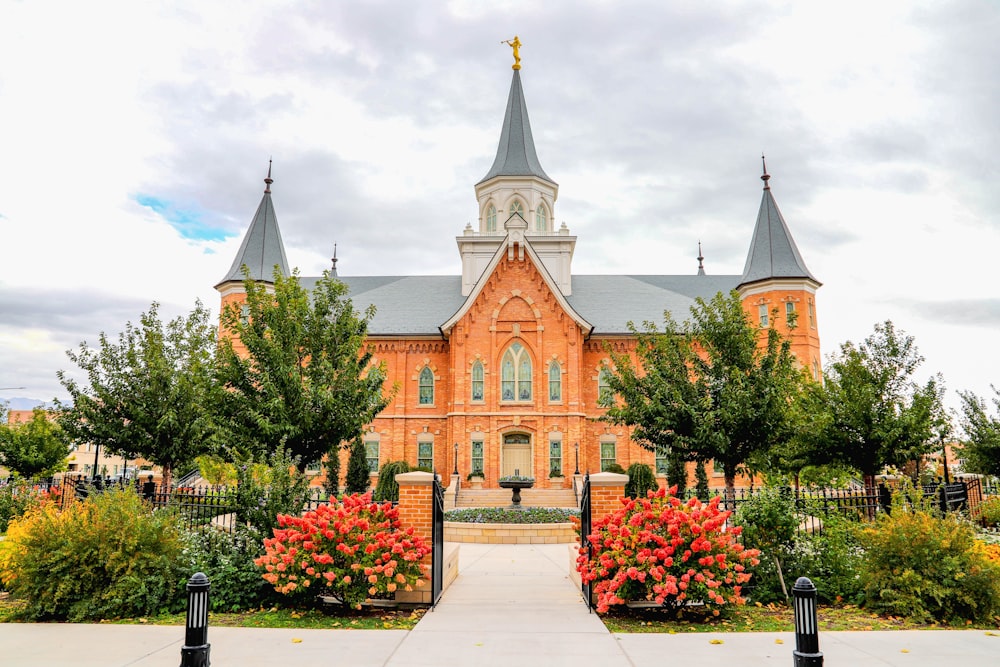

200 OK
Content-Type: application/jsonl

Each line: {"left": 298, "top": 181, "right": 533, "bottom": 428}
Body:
{"left": 0, "top": 543, "right": 998, "bottom": 666}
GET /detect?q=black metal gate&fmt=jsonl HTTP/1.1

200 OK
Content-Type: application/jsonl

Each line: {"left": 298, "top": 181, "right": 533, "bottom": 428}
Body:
{"left": 580, "top": 472, "right": 593, "bottom": 612}
{"left": 431, "top": 473, "right": 444, "bottom": 607}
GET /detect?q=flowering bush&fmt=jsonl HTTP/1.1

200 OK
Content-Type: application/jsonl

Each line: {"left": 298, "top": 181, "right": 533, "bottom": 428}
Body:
{"left": 255, "top": 493, "right": 431, "bottom": 608}
{"left": 0, "top": 481, "right": 53, "bottom": 533}
{"left": 577, "top": 486, "right": 759, "bottom": 613}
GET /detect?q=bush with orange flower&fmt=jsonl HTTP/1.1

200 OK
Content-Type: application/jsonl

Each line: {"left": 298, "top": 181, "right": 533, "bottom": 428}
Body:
{"left": 255, "top": 493, "right": 431, "bottom": 608}
{"left": 577, "top": 486, "right": 759, "bottom": 614}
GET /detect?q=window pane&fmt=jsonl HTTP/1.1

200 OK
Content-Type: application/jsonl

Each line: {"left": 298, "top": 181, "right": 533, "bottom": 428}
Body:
{"left": 549, "top": 361, "right": 561, "bottom": 401}
{"left": 759, "top": 305, "right": 769, "bottom": 327}
{"left": 418, "top": 441, "right": 433, "bottom": 469}
{"left": 471, "top": 440, "right": 484, "bottom": 475}
{"left": 419, "top": 367, "right": 434, "bottom": 405}
{"left": 472, "top": 362, "right": 484, "bottom": 401}
{"left": 365, "top": 441, "right": 379, "bottom": 473}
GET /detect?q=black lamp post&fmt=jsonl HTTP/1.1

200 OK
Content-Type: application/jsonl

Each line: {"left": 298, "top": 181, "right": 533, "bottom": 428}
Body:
{"left": 180, "top": 572, "right": 211, "bottom": 667}
{"left": 574, "top": 442, "right": 580, "bottom": 475}
{"left": 453, "top": 442, "right": 459, "bottom": 475}
{"left": 92, "top": 443, "right": 101, "bottom": 483}
{"left": 792, "top": 576, "right": 823, "bottom": 666}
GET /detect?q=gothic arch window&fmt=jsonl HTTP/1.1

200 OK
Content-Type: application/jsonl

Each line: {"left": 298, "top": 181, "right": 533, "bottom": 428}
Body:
{"left": 501, "top": 341, "right": 532, "bottom": 402}
{"left": 485, "top": 204, "right": 497, "bottom": 233}
{"left": 471, "top": 361, "right": 485, "bottom": 402}
{"left": 598, "top": 368, "right": 613, "bottom": 407}
{"left": 535, "top": 204, "right": 547, "bottom": 232}
{"left": 418, "top": 366, "right": 434, "bottom": 405}
{"left": 509, "top": 200, "right": 524, "bottom": 220}
{"left": 548, "top": 360, "right": 562, "bottom": 402}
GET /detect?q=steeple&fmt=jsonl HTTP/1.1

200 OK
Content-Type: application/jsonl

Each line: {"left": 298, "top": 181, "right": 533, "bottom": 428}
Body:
{"left": 478, "top": 69, "right": 554, "bottom": 185}
{"left": 697, "top": 241, "right": 706, "bottom": 275}
{"left": 216, "top": 162, "right": 290, "bottom": 286}
{"left": 739, "top": 161, "right": 818, "bottom": 287}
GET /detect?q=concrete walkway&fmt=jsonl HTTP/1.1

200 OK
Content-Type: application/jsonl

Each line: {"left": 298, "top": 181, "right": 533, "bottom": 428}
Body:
{"left": 0, "top": 543, "right": 998, "bottom": 666}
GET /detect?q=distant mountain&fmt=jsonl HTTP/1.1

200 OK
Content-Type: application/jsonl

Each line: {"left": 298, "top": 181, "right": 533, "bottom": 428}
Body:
{"left": 3, "top": 397, "right": 47, "bottom": 411}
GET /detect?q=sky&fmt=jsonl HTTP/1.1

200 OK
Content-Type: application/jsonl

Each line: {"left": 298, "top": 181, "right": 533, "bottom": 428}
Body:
{"left": 1, "top": 1, "right": 998, "bottom": 421}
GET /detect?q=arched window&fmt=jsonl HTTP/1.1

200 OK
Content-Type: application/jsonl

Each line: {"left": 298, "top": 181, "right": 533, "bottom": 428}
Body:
{"left": 597, "top": 368, "right": 613, "bottom": 406}
{"left": 471, "top": 361, "right": 484, "bottom": 402}
{"left": 509, "top": 200, "right": 524, "bottom": 219}
{"left": 548, "top": 361, "right": 561, "bottom": 402}
{"left": 418, "top": 367, "right": 434, "bottom": 405}
{"left": 535, "top": 204, "right": 547, "bottom": 232}
{"left": 486, "top": 205, "right": 497, "bottom": 233}
{"left": 501, "top": 342, "right": 532, "bottom": 402}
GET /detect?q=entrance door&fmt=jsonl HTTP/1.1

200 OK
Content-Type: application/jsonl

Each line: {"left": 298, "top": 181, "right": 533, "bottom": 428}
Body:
{"left": 501, "top": 433, "right": 532, "bottom": 477}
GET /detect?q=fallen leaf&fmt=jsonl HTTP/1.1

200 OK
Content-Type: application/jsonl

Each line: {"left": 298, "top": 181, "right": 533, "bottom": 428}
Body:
{"left": 291, "top": 638, "right": 302, "bottom": 644}
{"left": 774, "top": 639, "right": 784, "bottom": 645}
{"left": 709, "top": 639, "right": 724, "bottom": 645}
{"left": 985, "top": 632, "right": 998, "bottom": 637}
{"left": 901, "top": 649, "right": 909, "bottom": 654}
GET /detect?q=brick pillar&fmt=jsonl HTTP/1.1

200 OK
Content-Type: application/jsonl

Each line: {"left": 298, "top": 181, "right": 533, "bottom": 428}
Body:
{"left": 394, "top": 471, "right": 435, "bottom": 604}
{"left": 588, "top": 471, "right": 628, "bottom": 522}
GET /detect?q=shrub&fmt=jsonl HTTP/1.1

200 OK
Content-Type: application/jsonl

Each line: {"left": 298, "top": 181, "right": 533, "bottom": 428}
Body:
{"left": 602, "top": 463, "right": 626, "bottom": 475}
{"left": 694, "top": 461, "right": 710, "bottom": 501}
{"left": 345, "top": 439, "right": 371, "bottom": 495}
{"left": 373, "top": 460, "right": 410, "bottom": 502}
{"left": 577, "top": 486, "right": 759, "bottom": 613}
{"left": 974, "top": 495, "right": 1000, "bottom": 528}
{"left": 857, "top": 493, "right": 1000, "bottom": 623}
{"left": 256, "top": 494, "right": 431, "bottom": 607}
{"left": 182, "top": 524, "right": 270, "bottom": 612}
{"left": 0, "top": 488, "right": 186, "bottom": 621}
{"left": 0, "top": 480, "right": 50, "bottom": 533}
{"left": 735, "top": 486, "right": 798, "bottom": 600}
{"left": 234, "top": 447, "right": 313, "bottom": 542}
{"left": 445, "top": 507, "right": 579, "bottom": 524}
{"left": 624, "top": 462, "right": 658, "bottom": 499}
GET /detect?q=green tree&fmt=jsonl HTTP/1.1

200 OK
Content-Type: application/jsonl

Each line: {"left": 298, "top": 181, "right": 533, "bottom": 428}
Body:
{"left": 216, "top": 269, "right": 391, "bottom": 469}
{"left": 0, "top": 408, "right": 69, "bottom": 478}
{"left": 957, "top": 386, "right": 1000, "bottom": 477}
{"left": 345, "top": 438, "right": 371, "bottom": 494}
{"left": 602, "top": 291, "right": 802, "bottom": 496}
{"left": 56, "top": 301, "right": 218, "bottom": 489}
{"left": 800, "top": 321, "right": 944, "bottom": 486}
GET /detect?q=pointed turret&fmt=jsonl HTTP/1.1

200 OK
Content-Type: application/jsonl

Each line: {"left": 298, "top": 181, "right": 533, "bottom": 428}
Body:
{"left": 737, "top": 158, "right": 822, "bottom": 380}
{"left": 478, "top": 70, "right": 554, "bottom": 185}
{"left": 739, "top": 160, "right": 818, "bottom": 288}
{"left": 463, "top": 55, "right": 571, "bottom": 296}
{"left": 216, "top": 162, "right": 290, "bottom": 287}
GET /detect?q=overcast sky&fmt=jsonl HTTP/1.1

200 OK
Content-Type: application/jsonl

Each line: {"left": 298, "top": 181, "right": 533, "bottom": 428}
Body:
{"left": 1, "top": 1, "right": 998, "bottom": 420}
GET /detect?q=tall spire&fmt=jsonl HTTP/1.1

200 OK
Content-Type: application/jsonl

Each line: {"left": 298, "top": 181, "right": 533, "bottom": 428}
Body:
{"left": 216, "top": 163, "right": 290, "bottom": 286}
{"left": 697, "top": 241, "right": 706, "bottom": 275}
{"left": 740, "top": 163, "right": 818, "bottom": 287}
{"left": 478, "top": 67, "right": 554, "bottom": 184}
{"left": 330, "top": 243, "right": 338, "bottom": 276}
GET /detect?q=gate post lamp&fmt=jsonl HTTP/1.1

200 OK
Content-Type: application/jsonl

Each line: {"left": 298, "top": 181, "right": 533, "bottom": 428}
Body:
{"left": 574, "top": 442, "right": 580, "bottom": 475}
{"left": 453, "top": 442, "right": 459, "bottom": 475}
{"left": 180, "top": 572, "right": 211, "bottom": 667}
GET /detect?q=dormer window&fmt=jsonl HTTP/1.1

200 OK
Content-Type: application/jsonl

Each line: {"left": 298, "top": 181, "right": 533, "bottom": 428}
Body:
{"left": 535, "top": 204, "right": 547, "bottom": 232}
{"left": 486, "top": 205, "right": 497, "bottom": 233}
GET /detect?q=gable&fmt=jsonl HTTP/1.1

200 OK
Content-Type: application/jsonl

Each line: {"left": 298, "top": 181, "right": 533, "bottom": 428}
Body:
{"left": 440, "top": 235, "right": 592, "bottom": 338}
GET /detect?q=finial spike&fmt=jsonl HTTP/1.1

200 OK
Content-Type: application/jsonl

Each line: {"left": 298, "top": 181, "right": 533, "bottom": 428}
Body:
{"left": 264, "top": 158, "right": 273, "bottom": 193}
{"left": 697, "top": 241, "right": 706, "bottom": 275}
{"left": 331, "top": 243, "right": 338, "bottom": 276}
{"left": 760, "top": 153, "right": 771, "bottom": 190}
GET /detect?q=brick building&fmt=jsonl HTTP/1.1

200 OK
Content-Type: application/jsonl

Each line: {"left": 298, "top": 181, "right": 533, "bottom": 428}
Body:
{"left": 215, "top": 63, "right": 821, "bottom": 490}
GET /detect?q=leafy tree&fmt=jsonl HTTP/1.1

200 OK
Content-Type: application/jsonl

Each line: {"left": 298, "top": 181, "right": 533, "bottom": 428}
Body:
{"left": 345, "top": 438, "right": 371, "bottom": 494}
{"left": 56, "top": 301, "right": 218, "bottom": 489}
{"left": 624, "top": 462, "right": 658, "bottom": 499}
{"left": 665, "top": 450, "right": 687, "bottom": 496}
{"left": 0, "top": 408, "right": 69, "bottom": 478}
{"left": 799, "top": 321, "right": 944, "bottom": 486}
{"left": 216, "top": 269, "right": 391, "bottom": 469}
{"left": 602, "top": 291, "right": 802, "bottom": 496}
{"left": 322, "top": 451, "right": 341, "bottom": 498}
{"left": 957, "top": 386, "right": 1000, "bottom": 478}
{"left": 694, "top": 460, "right": 710, "bottom": 501}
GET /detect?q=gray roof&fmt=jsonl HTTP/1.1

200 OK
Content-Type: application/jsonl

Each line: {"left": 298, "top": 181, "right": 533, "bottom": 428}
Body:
{"left": 478, "top": 70, "right": 554, "bottom": 185}
{"left": 217, "top": 183, "right": 290, "bottom": 286}
{"left": 300, "top": 273, "right": 740, "bottom": 337}
{"left": 740, "top": 186, "right": 817, "bottom": 286}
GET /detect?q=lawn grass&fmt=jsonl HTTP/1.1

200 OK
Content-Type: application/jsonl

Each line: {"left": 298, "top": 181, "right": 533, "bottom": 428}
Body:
{"left": 0, "top": 593, "right": 425, "bottom": 629}
{"left": 600, "top": 601, "right": 1000, "bottom": 633}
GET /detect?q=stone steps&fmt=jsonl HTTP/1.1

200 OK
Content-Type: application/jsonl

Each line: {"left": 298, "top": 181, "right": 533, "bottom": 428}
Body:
{"left": 455, "top": 488, "right": 578, "bottom": 508}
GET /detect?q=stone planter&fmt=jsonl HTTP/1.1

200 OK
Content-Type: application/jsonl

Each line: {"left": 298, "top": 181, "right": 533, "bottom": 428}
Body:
{"left": 468, "top": 475, "right": 485, "bottom": 490}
